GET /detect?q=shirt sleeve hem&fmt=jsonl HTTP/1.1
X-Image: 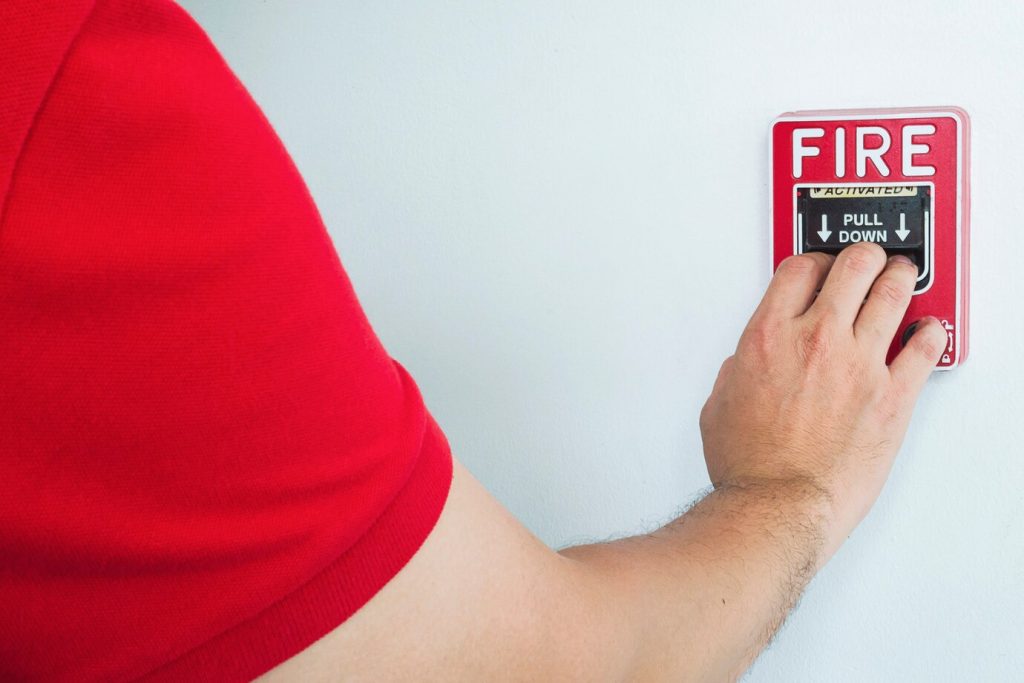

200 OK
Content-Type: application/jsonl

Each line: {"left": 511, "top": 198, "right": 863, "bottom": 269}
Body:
{"left": 132, "top": 412, "right": 455, "bottom": 683}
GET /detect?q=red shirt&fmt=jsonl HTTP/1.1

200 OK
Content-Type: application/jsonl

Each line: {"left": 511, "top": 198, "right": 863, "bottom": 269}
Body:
{"left": 0, "top": 1, "right": 453, "bottom": 680}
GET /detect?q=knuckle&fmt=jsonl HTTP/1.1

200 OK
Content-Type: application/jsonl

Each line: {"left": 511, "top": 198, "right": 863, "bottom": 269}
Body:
{"left": 841, "top": 242, "right": 885, "bottom": 276}
{"left": 741, "top": 319, "right": 782, "bottom": 358}
{"left": 844, "top": 251, "right": 875, "bottom": 276}
{"left": 795, "top": 319, "right": 834, "bottom": 365}
{"left": 871, "top": 277, "right": 909, "bottom": 308}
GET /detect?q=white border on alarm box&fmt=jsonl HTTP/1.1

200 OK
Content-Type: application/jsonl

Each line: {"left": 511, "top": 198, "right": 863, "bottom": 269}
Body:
{"left": 792, "top": 181, "right": 935, "bottom": 294}
{"left": 768, "top": 110, "right": 964, "bottom": 370}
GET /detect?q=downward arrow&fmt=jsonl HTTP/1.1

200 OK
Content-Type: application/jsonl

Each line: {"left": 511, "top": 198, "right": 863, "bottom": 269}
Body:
{"left": 817, "top": 215, "right": 832, "bottom": 242}
{"left": 895, "top": 213, "right": 911, "bottom": 241}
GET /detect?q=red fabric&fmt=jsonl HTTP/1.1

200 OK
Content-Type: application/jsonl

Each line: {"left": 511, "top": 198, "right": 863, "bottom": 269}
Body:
{"left": 0, "top": 1, "right": 453, "bottom": 681}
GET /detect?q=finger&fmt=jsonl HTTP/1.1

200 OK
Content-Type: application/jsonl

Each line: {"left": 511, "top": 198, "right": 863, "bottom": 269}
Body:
{"left": 811, "top": 242, "right": 888, "bottom": 325}
{"left": 854, "top": 254, "right": 919, "bottom": 354}
{"left": 889, "top": 316, "right": 947, "bottom": 397}
{"left": 753, "top": 252, "right": 835, "bottom": 322}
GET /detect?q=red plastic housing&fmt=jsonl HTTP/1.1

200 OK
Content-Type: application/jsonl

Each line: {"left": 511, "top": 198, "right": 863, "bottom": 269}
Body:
{"left": 770, "top": 107, "right": 971, "bottom": 370}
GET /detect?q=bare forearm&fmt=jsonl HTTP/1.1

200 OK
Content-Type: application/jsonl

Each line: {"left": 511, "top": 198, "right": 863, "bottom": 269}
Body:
{"left": 556, "top": 246, "right": 944, "bottom": 681}
{"left": 263, "top": 247, "right": 941, "bottom": 681}
{"left": 559, "top": 477, "right": 834, "bottom": 682}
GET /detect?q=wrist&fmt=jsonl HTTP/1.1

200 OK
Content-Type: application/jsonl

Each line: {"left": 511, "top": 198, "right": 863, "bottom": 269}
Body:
{"left": 711, "top": 474, "right": 839, "bottom": 569}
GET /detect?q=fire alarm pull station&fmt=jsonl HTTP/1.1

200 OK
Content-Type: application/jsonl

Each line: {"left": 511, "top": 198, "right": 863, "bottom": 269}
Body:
{"left": 770, "top": 107, "right": 970, "bottom": 370}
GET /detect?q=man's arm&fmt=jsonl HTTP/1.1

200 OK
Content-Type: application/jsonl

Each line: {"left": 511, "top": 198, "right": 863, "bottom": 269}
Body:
{"left": 256, "top": 242, "right": 948, "bottom": 682}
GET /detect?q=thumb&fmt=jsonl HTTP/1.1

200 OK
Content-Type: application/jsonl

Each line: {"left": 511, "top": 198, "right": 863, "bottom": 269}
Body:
{"left": 889, "top": 316, "right": 948, "bottom": 399}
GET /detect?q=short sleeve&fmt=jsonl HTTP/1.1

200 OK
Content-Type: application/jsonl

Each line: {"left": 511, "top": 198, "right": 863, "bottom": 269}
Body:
{"left": 0, "top": 1, "right": 453, "bottom": 681}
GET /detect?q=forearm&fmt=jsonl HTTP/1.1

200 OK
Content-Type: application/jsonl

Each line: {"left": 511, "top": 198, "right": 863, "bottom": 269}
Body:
{"left": 559, "top": 477, "right": 835, "bottom": 682}
{"left": 265, "top": 245, "right": 942, "bottom": 681}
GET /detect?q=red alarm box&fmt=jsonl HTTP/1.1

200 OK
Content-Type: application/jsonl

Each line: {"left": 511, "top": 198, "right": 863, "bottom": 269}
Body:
{"left": 770, "top": 107, "right": 971, "bottom": 370}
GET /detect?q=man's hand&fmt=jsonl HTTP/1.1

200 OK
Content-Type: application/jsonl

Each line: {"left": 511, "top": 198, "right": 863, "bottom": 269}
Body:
{"left": 700, "top": 243, "right": 947, "bottom": 558}
{"left": 257, "top": 242, "right": 946, "bottom": 683}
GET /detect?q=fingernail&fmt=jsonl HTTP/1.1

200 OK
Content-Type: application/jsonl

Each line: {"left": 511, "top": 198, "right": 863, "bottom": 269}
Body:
{"left": 889, "top": 255, "right": 915, "bottom": 266}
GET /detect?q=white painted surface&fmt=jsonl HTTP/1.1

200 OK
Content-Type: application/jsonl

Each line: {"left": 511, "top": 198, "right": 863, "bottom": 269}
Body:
{"left": 178, "top": 2, "right": 1023, "bottom": 679}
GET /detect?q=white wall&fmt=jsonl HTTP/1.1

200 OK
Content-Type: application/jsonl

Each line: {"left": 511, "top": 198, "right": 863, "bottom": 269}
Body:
{"left": 178, "top": 1, "right": 1023, "bottom": 679}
